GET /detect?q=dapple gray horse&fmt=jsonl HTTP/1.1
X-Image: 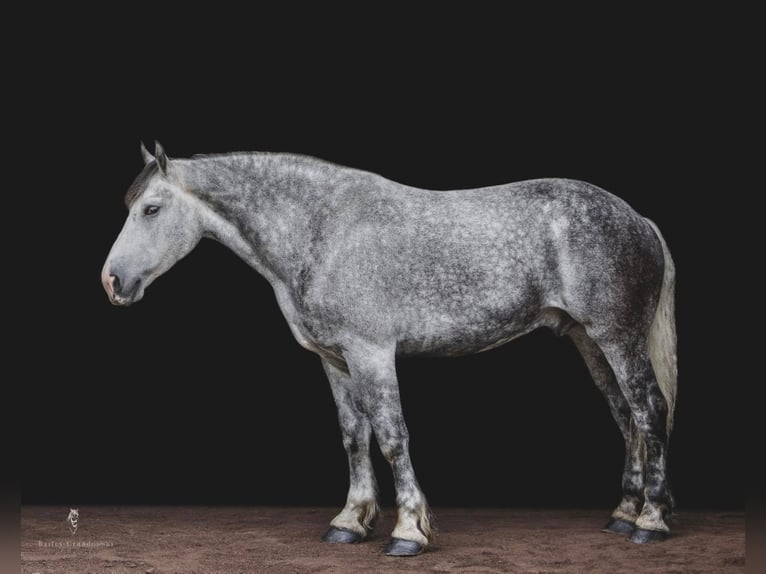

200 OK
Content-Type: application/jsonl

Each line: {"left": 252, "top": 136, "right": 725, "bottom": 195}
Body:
{"left": 102, "top": 142, "right": 677, "bottom": 555}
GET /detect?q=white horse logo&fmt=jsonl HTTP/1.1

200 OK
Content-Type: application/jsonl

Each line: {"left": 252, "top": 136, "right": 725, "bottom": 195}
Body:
{"left": 66, "top": 508, "right": 79, "bottom": 535}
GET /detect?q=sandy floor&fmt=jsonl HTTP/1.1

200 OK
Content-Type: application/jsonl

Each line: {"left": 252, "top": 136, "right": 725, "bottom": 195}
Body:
{"left": 21, "top": 506, "right": 744, "bottom": 573}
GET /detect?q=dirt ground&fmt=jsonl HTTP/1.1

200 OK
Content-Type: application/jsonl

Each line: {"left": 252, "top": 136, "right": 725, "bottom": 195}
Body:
{"left": 21, "top": 506, "right": 744, "bottom": 573}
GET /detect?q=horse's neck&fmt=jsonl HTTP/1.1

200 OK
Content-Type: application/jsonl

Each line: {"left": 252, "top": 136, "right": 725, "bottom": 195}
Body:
{"left": 180, "top": 153, "right": 333, "bottom": 285}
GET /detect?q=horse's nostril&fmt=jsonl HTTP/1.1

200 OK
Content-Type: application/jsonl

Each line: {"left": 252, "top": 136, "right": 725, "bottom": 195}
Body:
{"left": 110, "top": 274, "right": 121, "bottom": 294}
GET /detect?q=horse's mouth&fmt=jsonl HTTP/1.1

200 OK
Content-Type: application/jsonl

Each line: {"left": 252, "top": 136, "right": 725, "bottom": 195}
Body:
{"left": 109, "top": 293, "right": 135, "bottom": 306}
{"left": 109, "top": 287, "right": 144, "bottom": 306}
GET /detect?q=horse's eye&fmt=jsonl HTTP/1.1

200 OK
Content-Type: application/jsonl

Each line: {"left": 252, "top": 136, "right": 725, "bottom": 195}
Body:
{"left": 144, "top": 205, "right": 160, "bottom": 216}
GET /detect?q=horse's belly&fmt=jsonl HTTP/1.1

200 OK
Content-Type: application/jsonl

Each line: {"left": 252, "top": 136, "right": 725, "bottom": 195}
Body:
{"left": 396, "top": 328, "right": 528, "bottom": 357}
{"left": 394, "top": 307, "right": 538, "bottom": 357}
{"left": 393, "top": 301, "right": 577, "bottom": 357}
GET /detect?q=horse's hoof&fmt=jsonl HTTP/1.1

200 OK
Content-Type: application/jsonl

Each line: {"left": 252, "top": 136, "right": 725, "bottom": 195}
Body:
{"left": 383, "top": 537, "right": 424, "bottom": 556}
{"left": 629, "top": 528, "right": 668, "bottom": 544}
{"left": 602, "top": 518, "right": 636, "bottom": 535}
{"left": 322, "top": 527, "right": 363, "bottom": 544}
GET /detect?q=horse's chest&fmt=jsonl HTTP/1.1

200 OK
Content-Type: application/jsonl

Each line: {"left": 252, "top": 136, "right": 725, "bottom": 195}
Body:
{"left": 272, "top": 283, "right": 346, "bottom": 362}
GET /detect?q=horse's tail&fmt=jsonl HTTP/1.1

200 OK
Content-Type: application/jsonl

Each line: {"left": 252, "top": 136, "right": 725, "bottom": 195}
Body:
{"left": 645, "top": 218, "right": 677, "bottom": 438}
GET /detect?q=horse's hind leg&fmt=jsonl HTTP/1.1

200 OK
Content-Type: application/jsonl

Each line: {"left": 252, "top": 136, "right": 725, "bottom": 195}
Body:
{"left": 322, "top": 359, "right": 380, "bottom": 543}
{"left": 569, "top": 325, "right": 644, "bottom": 535}
{"left": 595, "top": 333, "right": 672, "bottom": 542}
{"left": 344, "top": 341, "right": 432, "bottom": 556}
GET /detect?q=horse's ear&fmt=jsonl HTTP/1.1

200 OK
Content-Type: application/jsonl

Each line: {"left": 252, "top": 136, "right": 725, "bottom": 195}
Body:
{"left": 154, "top": 140, "right": 168, "bottom": 175}
{"left": 140, "top": 141, "right": 154, "bottom": 165}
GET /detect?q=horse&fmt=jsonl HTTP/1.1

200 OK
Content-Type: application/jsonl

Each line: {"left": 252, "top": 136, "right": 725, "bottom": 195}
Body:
{"left": 102, "top": 142, "right": 677, "bottom": 556}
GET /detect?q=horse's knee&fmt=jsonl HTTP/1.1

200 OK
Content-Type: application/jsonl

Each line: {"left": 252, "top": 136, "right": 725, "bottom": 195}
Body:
{"left": 342, "top": 432, "right": 367, "bottom": 454}
{"left": 379, "top": 440, "right": 407, "bottom": 464}
{"left": 374, "top": 425, "right": 410, "bottom": 463}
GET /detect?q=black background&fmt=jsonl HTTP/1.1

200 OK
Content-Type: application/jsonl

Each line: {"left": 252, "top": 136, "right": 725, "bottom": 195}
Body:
{"left": 20, "top": 7, "right": 746, "bottom": 511}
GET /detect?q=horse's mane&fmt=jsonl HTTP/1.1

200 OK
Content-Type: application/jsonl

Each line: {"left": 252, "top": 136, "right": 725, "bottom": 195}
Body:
{"left": 123, "top": 151, "right": 361, "bottom": 208}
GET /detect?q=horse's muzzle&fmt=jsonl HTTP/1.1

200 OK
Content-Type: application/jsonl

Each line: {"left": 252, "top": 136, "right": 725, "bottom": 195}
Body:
{"left": 102, "top": 266, "right": 142, "bottom": 306}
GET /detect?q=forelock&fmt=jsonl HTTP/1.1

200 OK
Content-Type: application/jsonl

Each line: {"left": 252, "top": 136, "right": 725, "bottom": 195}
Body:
{"left": 124, "top": 162, "right": 159, "bottom": 207}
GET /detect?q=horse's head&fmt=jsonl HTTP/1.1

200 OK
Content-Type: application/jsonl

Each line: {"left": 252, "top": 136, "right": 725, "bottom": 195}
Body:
{"left": 102, "top": 142, "right": 204, "bottom": 306}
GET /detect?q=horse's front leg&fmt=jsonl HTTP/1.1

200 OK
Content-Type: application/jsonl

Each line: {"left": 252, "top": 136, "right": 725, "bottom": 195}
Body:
{"left": 345, "top": 342, "right": 432, "bottom": 556}
{"left": 322, "top": 359, "right": 380, "bottom": 543}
